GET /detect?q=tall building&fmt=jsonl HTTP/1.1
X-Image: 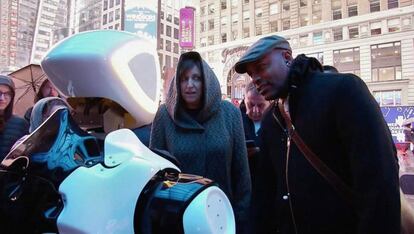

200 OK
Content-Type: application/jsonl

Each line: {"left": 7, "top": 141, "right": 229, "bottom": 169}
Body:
{"left": 71, "top": 0, "right": 101, "bottom": 33}
{"left": 16, "top": 0, "right": 39, "bottom": 68}
{"left": 30, "top": 0, "right": 70, "bottom": 64}
{"left": 0, "top": 0, "right": 19, "bottom": 73}
{"left": 196, "top": 0, "right": 414, "bottom": 106}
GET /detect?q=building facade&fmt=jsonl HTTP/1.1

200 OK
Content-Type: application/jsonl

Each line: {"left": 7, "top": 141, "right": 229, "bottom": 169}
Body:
{"left": 30, "top": 0, "right": 70, "bottom": 64}
{"left": 0, "top": 0, "right": 19, "bottom": 73}
{"left": 196, "top": 0, "right": 414, "bottom": 106}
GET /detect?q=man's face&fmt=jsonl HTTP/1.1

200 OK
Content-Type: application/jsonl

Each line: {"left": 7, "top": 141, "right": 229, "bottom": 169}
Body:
{"left": 245, "top": 91, "right": 269, "bottom": 121}
{"left": 245, "top": 49, "right": 291, "bottom": 100}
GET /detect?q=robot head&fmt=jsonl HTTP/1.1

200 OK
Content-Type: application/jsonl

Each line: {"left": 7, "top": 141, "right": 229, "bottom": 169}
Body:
{"left": 41, "top": 30, "right": 161, "bottom": 132}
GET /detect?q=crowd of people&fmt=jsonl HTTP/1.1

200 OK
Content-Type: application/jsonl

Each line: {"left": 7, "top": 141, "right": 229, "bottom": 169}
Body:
{"left": 0, "top": 33, "right": 409, "bottom": 234}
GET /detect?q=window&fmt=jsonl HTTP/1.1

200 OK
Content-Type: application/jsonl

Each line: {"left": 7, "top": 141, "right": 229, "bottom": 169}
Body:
{"left": 221, "top": 0, "right": 227, "bottom": 10}
{"left": 103, "top": 14, "right": 107, "bottom": 24}
{"left": 370, "top": 0, "right": 380, "bottom": 12}
{"left": 300, "top": 15, "right": 309, "bottom": 26}
{"left": 299, "top": 34, "right": 308, "bottom": 46}
{"left": 160, "top": 23, "right": 164, "bottom": 34}
{"left": 208, "top": 4, "right": 215, "bottom": 14}
{"left": 115, "top": 9, "right": 120, "bottom": 20}
{"left": 221, "top": 33, "right": 227, "bottom": 43}
{"left": 166, "top": 40, "right": 171, "bottom": 52}
{"left": 200, "top": 6, "right": 206, "bottom": 15}
{"left": 232, "top": 14, "right": 239, "bottom": 24}
{"left": 371, "top": 42, "right": 402, "bottom": 81}
{"left": 165, "top": 55, "right": 171, "bottom": 68}
{"left": 270, "top": 21, "right": 278, "bottom": 32}
{"left": 174, "top": 17, "right": 179, "bottom": 25}
{"left": 269, "top": 3, "right": 279, "bottom": 15}
{"left": 348, "top": 26, "right": 359, "bottom": 39}
{"left": 159, "top": 39, "right": 163, "bottom": 50}
{"left": 243, "top": 28, "right": 249, "bottom": 38}
{"left": 373, "top": 90, "right": 401, "bottom": 106}
{"left": 313, "top": 32, "right": 323, "bottom": 44}
{"left": 221, "top": 17, "right": 228, "bottom": 27}
{"left": 174, "top": 28, "right": 179, "bottom": 39}
{"left": 256, "top": 24, "right": 262, "bottom": 35}
{"left": 115, "top": 0, "right": 120, "bottom": 5}
{"left": 200, "top": 37, "right": 207, "bottom": 47}
{"left": 312, "top": 10, "right": 322, "bottom": 24}
{"left": 208, "top": 19, "right": 214, "bottom": 30}
{"left": 307, "top": 52, "right": 324, "bottom": 64}
{"left": 333, "top": 47, "right": 360, "bottom": 73}
{"left": 109, "top": 0, "right": 113, "bottom": 8}
{"left": 244, "top": 0, "right": 249, "bottom": 3}
{"left": 232, "top": 0, "right": 238, "bottom": 7}
{"left": 173, "top": 42, "right": 179, "bottom": 53}
{"left": 370, "top": 21, "right": 382, "bottom": 35}
{"left": 208, "top": 35, "right": 214, "bottom": 45}
{"left": 166, "top": 25, "right": 171, "bottom": 36}
{"left": 300, "top": 0, "right": 307, "bottom": 7}
{"left": 282, "top": 1, "right": 290, "bottom": 11}
{"left": 282, "top": 19, "right": 290, "bottom": 30}
{"left": 103, "top": 0, "right": 108, "bottom": 10}
{"left": 348, "top": 5, "right": 357, "bottom": 17}
{"left": 388, "top": 0, "right": 398, "bottom": 9}
{"left": 255, "top": 8, "right": 263, "bottom": 17}
{"left": 232, "top": 30, "right": 238, "bottom": 40}
{"left": 331, "top": 28, "right": 342, "bottom": 41}
{"left": 173, "top": 58, "right": 179, "bottom": 68}
{"left": 332, "top": 9, "right": 342, "bottom": 20}
{"left": 388, "top": 18, "right": 401, "bottom": 32}
{"left": 167, "top": 14, "right": 172, "bottom": 22}
{"left": 243, "top": 11, "right": 250, "bottom": 21}
{"left": 200, "top": 22, "right": 205, "bottom": 32}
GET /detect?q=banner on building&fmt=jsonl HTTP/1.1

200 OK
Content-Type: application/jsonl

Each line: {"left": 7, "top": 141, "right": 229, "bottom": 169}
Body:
{"left": 381, "top": 106, "right": 414, "bottom": 143}
{"left": 179, "top": 7, "right": 195, "bottom": 49}
{"left": 124, "top": 0, "right": 158, "bottom": 47}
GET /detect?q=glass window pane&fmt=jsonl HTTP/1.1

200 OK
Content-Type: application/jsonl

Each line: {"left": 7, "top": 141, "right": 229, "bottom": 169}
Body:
{"left": 378, "top": 67, "right": 395, "bottom": 81}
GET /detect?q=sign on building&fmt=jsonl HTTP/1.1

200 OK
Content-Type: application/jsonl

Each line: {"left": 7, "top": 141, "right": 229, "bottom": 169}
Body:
{"left": 179, "top": 7, "right": 195, "bottom": 49}
{"left": 124, "top": 0, "right": 158, "bottom": 47}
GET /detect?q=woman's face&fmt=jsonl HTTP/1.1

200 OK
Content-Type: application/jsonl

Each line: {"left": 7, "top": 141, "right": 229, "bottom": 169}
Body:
{"left": 0, "top": 84, "right": 12, "bottom": 111}
{"left": 180, "top": 65, "right": 203, "bottom": 110}
{"left": 41, "top": 80, "right": 59, "bottom": 98}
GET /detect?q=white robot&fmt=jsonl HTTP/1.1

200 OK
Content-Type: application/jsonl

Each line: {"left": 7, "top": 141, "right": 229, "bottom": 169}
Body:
{"left": 0, "top": 30, "right": 235, "bottom": 234}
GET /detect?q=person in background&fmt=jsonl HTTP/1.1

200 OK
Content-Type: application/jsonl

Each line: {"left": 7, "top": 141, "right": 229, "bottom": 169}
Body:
{"left": 322, "top": 65, "right": 339, "bottom": 73}
{"left": 240, "top": 81, "right": 270, "bottom": 181}
{"left": 150, "top": 51, "right": 251, "bottom": 233}
{"left": 10, "top": 97, "right": 70, "bottom": 151}
{"left": 24, "top": 79, "right": 59, "bottom": 122}
{"left": 235, "top": 35, "right": 400, "bottom": 234}
{"left": 0, "top": 75, "right": 29, "bottom": 160}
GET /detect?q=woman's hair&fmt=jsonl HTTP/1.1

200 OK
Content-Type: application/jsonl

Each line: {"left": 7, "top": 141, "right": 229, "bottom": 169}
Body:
{"left": 0, "top": 75, "right": 15, "bottom": 131}
{"left": 177, "top": 59, "right": 202, "bottom": 82}
{"left": 34, "top": 79, "right": 52, "bottom": 102}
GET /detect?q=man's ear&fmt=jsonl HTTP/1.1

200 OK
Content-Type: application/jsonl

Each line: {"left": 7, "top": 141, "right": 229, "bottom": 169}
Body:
{"left": 283, "top": 50, "right": 293, "bottom": 61}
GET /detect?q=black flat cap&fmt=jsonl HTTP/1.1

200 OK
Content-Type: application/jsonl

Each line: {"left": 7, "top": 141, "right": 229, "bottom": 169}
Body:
{"left": 234, "top": 35, "right": 291, "bottom": 74}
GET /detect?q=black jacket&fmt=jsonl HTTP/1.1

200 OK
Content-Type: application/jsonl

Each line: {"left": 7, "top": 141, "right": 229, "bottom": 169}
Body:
{"left": 253, "top": 55, "right": 400, "bottom": 234}
{"left": 0, "top": 116, "right": 29, "bottom": 160}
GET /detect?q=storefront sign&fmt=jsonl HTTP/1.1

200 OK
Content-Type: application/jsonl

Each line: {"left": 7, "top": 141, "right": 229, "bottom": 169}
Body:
{"left": 381, "top": 106, "right": 414, "bottom": 142}
{"left": 221, "top": 46, "right": 249, "bottom": 63}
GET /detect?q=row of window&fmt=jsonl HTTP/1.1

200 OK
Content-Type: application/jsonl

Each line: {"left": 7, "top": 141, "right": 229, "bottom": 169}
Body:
{"left": 329, "top": 42, "right": 402, "bottom": 82}
{"left": 160, "top": 11, "right": 179, "bottom": 26}
{"left": 159, "top": 23, "right": 179, "bottom": 39}
{"left": 159, "top": 54, "right": 179, "bottom": 69}
{"left": 158, "top": 39, "right": 179, "bottom": 53}
{"left": 200, "top": 14, "right": 408, "bottom": 47}
{"left": 102, "top": 8, "right": 120, "bottom": 25}
{"left": 103, "top": 0, "right": 120, "bottom": 11}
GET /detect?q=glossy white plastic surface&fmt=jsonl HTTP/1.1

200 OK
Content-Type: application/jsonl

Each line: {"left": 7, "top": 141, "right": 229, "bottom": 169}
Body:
{"left": 57, "top": 129, "right": 179, "bottom": 234}
{"left": 183, "top": 186, "right": 236, "bottom": 234}
{"left": 41, "top": 30, "right": 161, "bottom": 127}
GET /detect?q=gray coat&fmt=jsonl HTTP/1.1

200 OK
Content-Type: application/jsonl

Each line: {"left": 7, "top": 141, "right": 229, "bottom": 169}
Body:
{"left": 150, "top": 52, "right": 251, "bottom": 229}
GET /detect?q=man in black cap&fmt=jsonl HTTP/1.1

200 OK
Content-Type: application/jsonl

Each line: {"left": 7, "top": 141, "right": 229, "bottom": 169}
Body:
{"left": 235, "top": 35, "right": 400, "bottom": 234}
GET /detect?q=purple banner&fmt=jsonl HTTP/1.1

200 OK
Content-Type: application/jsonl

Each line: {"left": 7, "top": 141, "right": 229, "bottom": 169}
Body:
{"left": 381, "top": 106, "right": 414, "bottom": 143}
{"left": 179, "top": 7, "right": 195, "bottom": 49}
